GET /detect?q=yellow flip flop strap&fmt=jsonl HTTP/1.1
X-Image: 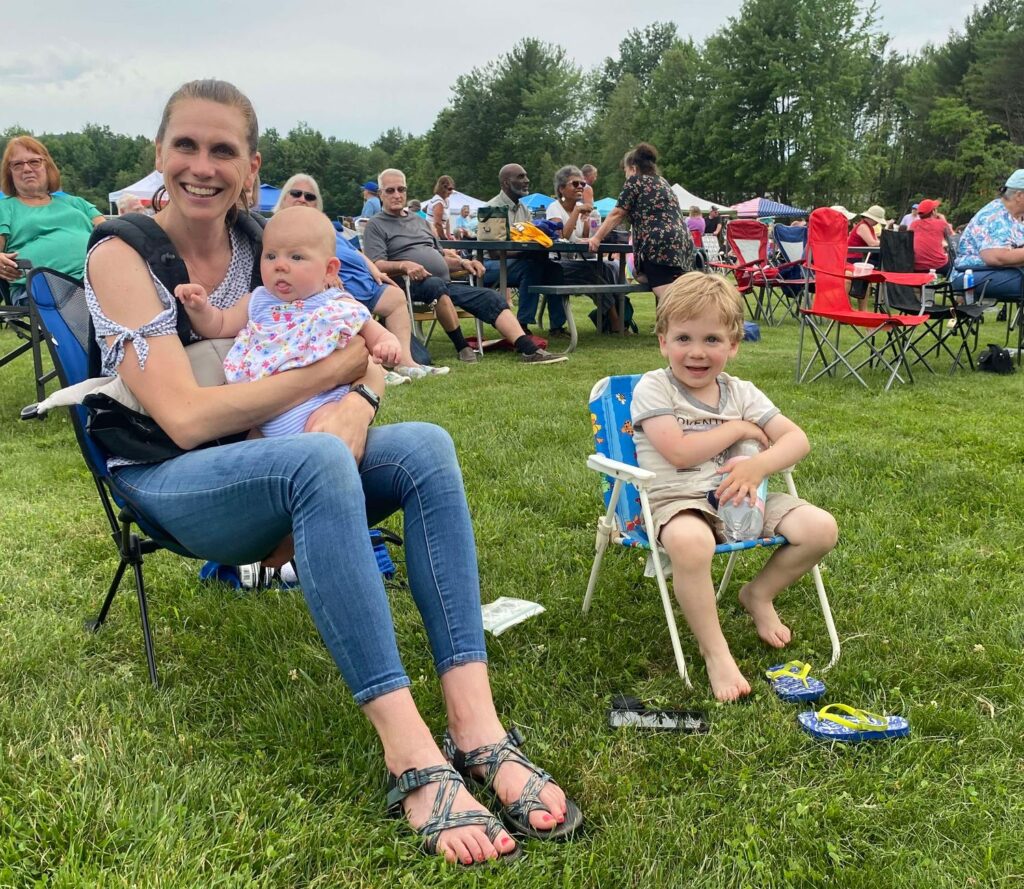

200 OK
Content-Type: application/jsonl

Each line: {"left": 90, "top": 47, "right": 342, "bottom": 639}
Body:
{"left": 765, "top": 660, "right": 813, "bottom": 687}
{"left": 816, "top": 704, "right": 888, "bottom": 731}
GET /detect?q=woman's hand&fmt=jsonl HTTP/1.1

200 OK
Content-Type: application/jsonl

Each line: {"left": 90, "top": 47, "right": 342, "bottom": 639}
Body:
{"left": 306, "top": 391, "right": 376, "bottom": 463}
{"left": 586, "top": 236, "right": 601, "bottom": 252}
{"left": 0, "top": 252, "right": 20, "bottom": 281}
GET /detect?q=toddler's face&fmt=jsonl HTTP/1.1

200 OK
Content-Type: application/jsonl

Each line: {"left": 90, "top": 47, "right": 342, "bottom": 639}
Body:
{"left": 260, "top": 223, "right": 333, "bottom": 302}
{"left": 658, "top": 315, "right": 739, "bottom": 392}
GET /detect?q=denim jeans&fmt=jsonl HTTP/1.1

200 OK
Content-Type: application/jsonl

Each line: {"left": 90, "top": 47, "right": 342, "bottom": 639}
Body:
{"left": 112, "top": 423, "right": 487, "bottom": 704}
{"left": 951, "top": 266, "right": 1024, "bottom": 300}
{"left": 482, "top": 256, "right": 566, "bottom": 329}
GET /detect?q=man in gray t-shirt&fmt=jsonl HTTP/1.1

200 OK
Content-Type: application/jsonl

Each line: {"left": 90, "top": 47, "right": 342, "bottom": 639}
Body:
{"left": 363, "top": 168, "right": 567, "bottom": 365}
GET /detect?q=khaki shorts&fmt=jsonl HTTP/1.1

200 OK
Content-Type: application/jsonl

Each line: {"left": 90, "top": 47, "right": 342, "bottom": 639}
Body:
{"left": 650, "top": 491, "right": 807, "bottom": 544}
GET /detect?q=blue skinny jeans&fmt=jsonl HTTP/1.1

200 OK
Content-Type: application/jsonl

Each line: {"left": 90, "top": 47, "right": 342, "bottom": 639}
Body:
{"left": 112, "top": 423, "right": 487, "bottom": 704}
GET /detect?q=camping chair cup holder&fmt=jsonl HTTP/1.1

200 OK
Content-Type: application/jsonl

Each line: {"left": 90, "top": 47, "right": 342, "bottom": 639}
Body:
{"left": 584, "top": 374, "right": 840, "bottom": 689}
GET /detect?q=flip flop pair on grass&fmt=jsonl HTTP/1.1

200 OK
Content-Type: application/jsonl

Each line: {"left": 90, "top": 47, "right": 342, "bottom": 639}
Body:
{"left": 766, "top": 660, "right": 910, "bottom": 743}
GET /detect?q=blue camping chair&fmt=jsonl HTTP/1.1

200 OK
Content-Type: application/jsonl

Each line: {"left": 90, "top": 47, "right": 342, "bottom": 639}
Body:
{"left": 583, "top": 374, "right": 840, "bottom": 688}
{"left": 770, "top": 224, "right": 813, "bottom": 322}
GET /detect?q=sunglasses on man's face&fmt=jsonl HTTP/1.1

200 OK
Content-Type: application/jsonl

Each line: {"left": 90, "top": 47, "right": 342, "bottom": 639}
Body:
{"left": 383, "top": 185, "right": 408, "bottom": 195}
{"left": 288, "top": 189, "right": 317, "bottom": 202}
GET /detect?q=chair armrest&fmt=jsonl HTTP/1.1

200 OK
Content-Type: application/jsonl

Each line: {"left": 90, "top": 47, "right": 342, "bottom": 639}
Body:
{"left": 586, "top": 453, "right": 656, "bottom": 482}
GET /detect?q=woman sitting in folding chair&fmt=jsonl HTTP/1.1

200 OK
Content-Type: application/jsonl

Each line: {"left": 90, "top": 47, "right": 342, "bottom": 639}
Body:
{"left": 84, "top": 79, "right": 579, "bottom": 865}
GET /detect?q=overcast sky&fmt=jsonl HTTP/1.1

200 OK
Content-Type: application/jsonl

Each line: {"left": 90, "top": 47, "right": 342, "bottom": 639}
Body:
{"left": 4, "top": 0, "right": 975, "bottom": 146}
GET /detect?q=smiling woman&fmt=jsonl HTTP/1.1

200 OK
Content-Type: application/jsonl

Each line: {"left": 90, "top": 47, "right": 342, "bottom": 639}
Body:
{"left": 0, "top": 135, "right": 105, "bottom": 301}
{"left": 78, "top": 78, "right": 580, "bottom": 866}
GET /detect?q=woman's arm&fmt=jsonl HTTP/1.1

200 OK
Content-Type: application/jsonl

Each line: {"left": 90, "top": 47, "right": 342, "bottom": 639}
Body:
{"left": 859, "top": 221, "right": 880, "bottom": 247}
{"left": 587, "top": 206, "right": 626, "bottom": 251}
{"left": 89, "top": 238, "right": 368, "bottom": 450}
{"left": 980, "top": 245, "right": 1024, "bottom": 267}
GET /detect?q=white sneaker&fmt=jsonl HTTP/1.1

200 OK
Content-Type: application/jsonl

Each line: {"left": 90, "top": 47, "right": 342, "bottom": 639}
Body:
{"left": 396, "top": 365, "right": 428, "bottom": 379}
{"left": 384, "top": 370, "right": 409, "bottom": 386}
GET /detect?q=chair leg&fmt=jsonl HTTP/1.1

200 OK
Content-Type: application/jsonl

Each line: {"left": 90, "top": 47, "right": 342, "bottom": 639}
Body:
{"left": 128, "top": 533, "right": 160, "bottom": 687}
{"left": 639, "top": 492, "right": 691, "bottom": 689}
{"left": 85, "top": 558, "right": 129, "bottom": 632}
{"left": 583, "top": 480, "right": 624, "bottom": 614}
{"left": 716, "top": 551, "right": 739, "bottom": 600}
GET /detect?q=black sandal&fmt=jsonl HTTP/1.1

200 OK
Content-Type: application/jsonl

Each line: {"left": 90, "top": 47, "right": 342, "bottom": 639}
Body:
{"left": 443, "top": 728, "right": 584, "bottom": 841}
{"left": 386, "top": 763, "right": 522, "bottom": 863}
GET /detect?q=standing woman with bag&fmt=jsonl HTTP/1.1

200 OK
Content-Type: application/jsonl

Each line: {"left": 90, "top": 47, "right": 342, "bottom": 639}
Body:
{"left": 84, "top": 79, "right": 580, "bottom": 866}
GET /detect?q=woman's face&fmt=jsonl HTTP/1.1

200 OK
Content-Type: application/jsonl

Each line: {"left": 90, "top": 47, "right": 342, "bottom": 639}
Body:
{"left": 8, "top": 145, "right": 50, "bottom": 197}
{"left": 155, "top": 98, "right": 259, "bottom": 222}
{"left": 281, "top": 179, "right": 319, "bottom": 210}
{"left": 560, "top": 173, "right": 585, "bottom": 203}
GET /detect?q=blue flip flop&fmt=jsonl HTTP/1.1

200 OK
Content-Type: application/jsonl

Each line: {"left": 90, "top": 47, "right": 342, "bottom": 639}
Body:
{"left": 798, "top": 704, "right": 910, "bottom": 742}
{"left": 765, "top": 660, "right": 826, "bottom": 703}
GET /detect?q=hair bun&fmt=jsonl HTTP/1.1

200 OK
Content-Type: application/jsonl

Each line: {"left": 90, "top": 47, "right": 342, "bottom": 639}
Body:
{"left": 634, "top": 142, "right": 658, "bottom": 164}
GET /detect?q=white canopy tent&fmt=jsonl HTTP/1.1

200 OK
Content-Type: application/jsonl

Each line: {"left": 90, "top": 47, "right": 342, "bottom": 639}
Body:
{"left": 446, "top": 190, "right": 486, "bottom": 215}
{"left": 108, "top": 171, "right": 164, "bottom": 212}
{"left": 671, "top": 183, "right": 731, "bottom": 214}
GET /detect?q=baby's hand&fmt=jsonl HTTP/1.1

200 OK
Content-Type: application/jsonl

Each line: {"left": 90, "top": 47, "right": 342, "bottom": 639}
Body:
{"left": 174, "top": 283, "right": 209, "bottom": 311}
{"left": 371, "top": 332, "right": 403, "bottom": 366}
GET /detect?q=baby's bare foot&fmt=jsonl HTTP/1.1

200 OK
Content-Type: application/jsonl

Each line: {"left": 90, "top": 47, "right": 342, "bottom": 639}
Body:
{"left": 739, "top": 584, "right": 792, "bottom": 648}
{"left": 704, "top": 651, "right": 752, "bottom": 702}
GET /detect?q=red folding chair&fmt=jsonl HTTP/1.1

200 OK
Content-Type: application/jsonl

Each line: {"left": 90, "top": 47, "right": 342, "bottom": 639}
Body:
{"left": 711, "top": 220, "right": 779, "bottom": 322}
{"left": 796, "top": 208, "right": 931, "bottom": 391}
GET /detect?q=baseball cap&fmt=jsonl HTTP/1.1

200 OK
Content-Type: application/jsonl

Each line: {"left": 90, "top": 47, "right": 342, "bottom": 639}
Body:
{"left": 916, "top": 198, "right": 941, "bottom": 215}
{"left": 361, "top": 181, "right": 379, "bottom": 193}
{"left": 911, "top": 203, "right": 919, "bottom": 209}
{"left": 1004, "top": 169, "right": 1024, "bottom": 189}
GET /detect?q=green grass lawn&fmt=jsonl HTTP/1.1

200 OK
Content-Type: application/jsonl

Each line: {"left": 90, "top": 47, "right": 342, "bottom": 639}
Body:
{"left": 1, "top": 303, "right": 1023, "bottom": 888}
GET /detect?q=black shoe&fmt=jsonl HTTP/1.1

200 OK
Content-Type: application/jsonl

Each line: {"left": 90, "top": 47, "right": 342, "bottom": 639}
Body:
{"left": 521, "top": 348, "right": 568, "bottom": 365}
{"left": 548, "top": 327, "right": 571, "bottom": 339}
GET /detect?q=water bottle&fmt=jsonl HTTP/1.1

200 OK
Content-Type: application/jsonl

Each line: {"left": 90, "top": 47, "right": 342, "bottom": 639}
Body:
{"left": 589, "top": 209, "right": 601, "bottom": 236}
{"left": 924, "top": 269, "right": 937, "bottom": 306}
{"left": 963, "top": 267, "right": 975, "bottom": 305}
{"left": 708, "top": 440, "right": 769, "bottom": 542}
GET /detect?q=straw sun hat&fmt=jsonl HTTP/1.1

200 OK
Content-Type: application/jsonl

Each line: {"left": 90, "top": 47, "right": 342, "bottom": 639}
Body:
{"left": 859, "top": 204, "right": 891, "bottom": 226}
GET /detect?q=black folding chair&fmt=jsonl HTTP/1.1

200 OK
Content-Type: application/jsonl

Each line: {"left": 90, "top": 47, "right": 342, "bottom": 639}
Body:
{"left": 878, "top": 231, "right": 982, "bottom": 373}
{"left": 0, "top": 263, "right": 54, "bottom": 400}
{"left": 20, "top": 267, "right": 199, "bottom": 687}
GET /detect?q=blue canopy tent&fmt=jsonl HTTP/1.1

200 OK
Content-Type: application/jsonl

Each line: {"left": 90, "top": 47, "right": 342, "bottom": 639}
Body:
{"left": 521, "top": 192, "right": 554, "bottom": 211}
{"left": 258, "top": 183, "right": 282, "bottom": 213}
{"left": 594, "top": 197, "right": 618, "bottom": 218}
{"left": 731, "top": 196, "right": 808, "bottom": 218}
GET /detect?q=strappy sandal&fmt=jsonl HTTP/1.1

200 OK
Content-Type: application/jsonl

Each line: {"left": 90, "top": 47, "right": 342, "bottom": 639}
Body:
{"left": 443, "top": 728, "right": 584, "bottom": 841}
{"left": 386, "top": 763, "right": 522, "bottom": 863}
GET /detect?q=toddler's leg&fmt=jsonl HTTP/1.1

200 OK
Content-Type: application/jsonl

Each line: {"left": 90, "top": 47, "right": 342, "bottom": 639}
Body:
{"left": 660, "top": 512, "right": 751, "bottom": 702}
{"left": 739, "top": 504, "right": 838, "bottom": 647}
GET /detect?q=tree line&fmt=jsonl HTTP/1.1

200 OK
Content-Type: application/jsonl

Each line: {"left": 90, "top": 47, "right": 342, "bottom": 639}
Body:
{"left": 3, "top": 0, "right": 1022, "bottom": 224}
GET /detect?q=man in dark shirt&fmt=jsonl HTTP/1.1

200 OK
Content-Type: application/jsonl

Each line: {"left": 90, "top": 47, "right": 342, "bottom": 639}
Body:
{"left": 363, "top": 168, "right": 567, "bottom": 365}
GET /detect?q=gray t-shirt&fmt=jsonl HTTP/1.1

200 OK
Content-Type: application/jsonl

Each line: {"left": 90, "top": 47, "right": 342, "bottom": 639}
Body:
{"left": 631, "top": 368, "right": 780, "bottom": 502}
{"left": 362, "top": 210, "right": 450, "bottom": 281}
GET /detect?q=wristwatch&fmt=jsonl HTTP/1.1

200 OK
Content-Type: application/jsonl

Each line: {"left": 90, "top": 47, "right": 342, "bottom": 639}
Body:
{"left": 351, "top": 384, "right": 380, "bottom": 421}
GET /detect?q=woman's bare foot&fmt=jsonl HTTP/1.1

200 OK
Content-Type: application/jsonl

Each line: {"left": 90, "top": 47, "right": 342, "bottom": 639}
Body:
{"left": 704, "top": 650, "right": 752, "bottom": 702}
{"left": 389, "top": 752, "right": 517, "bottom": 865}
{"left": 447, "top": 726, "right": 568, "bottom": 833}
{"left": 739, "top": 584, "right": 792, "bottom": 648}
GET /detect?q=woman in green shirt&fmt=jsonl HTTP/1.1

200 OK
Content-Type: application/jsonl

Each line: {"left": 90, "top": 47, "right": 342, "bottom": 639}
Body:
{"left": 0, "top": 135, "right": 104, "bottom": 302}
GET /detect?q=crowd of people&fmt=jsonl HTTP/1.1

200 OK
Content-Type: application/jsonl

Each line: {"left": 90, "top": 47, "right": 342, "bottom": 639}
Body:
{"left": 4, "top": 73, "right": 1024, "bottom": 868}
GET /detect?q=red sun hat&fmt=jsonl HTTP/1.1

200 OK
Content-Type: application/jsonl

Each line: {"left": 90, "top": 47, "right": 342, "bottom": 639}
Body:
{"left": 916, "top": 198, "right": 941, "bottom": 216}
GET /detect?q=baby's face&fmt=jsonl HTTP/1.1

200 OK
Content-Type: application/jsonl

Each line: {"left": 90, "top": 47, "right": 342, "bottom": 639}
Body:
{"left": 260, "top": 220, "right": 333, "bottom": 302}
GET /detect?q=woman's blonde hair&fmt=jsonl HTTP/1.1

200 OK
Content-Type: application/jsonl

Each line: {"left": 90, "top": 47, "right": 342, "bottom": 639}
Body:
{"left": 655, "top": 272, "right": 745, "bottom": 341}
{"left": 1, "top": 135, "right": 62, "bottom": 196}
{"left": 274, "top": 174, "right": 324, "bottom": 212}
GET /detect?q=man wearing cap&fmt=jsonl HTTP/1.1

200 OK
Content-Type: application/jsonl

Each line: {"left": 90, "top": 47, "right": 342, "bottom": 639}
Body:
{"left": 951, "top": 169, "right": 1024, "bottom": 298}
{"left": 361, "top": 182, "right": 382, "bottom": 218}
{"left": 899, "top": 204, "right": 919, "bottom": 229}
{"left": 909, "top": 199, "right": 954, "bottom": 275}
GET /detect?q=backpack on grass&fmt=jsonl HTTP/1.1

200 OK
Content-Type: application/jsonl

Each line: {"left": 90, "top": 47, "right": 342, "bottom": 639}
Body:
{"left": 589, "top": 297, "right": 638, "bottom": 334}
{"left": 978, "top": 343, "right": 1015, "bottom": 375}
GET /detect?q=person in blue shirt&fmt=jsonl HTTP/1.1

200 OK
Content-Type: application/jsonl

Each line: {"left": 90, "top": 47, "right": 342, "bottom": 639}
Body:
{"left": 276, "top": 174, "right": 443, "bottom": 379}
{"left": 952, "top": 169, "right": 1024, "bottom": 299}
{"left": 360, "top": 181, "right": 382, "bottom": 218}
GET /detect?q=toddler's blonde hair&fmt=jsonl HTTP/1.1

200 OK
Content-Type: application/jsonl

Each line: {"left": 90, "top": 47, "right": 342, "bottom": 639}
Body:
{"left": 655, "top": 272, "right": 745, "bottom": 342}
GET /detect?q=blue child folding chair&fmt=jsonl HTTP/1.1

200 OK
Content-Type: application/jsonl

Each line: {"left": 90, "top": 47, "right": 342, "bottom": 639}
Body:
{"left": 583, "top": 374, "right": 840, "bottom": 689}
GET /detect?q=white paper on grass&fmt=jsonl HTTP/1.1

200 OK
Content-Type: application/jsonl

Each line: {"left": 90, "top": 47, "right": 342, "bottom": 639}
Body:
{"left": 481, "top": 597, "right": 546, "bottom": 636}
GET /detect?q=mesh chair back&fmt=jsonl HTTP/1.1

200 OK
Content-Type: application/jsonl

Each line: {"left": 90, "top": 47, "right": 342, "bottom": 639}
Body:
{"left": 806, "top": 208, "right": 852, "bottom": 313}
{"left": 727, "top": 220, "right": 769, "bottom": 266}
{"left": 589, "top": 375, "right": 649, "bottom": 549}
{"left": 28, "top": 269, "right": 111, "bottom": 479}
{"left": 773, "top": 225, "right": 807, "bottom": 270}
{"left": 879, "top": 230, "right": 920, "bottom": 312}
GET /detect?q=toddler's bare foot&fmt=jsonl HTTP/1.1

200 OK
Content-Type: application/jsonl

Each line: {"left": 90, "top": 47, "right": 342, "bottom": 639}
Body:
{"left": 739, "top": 584, "right": 792, "bottom": 648}
{"left": 703, "top": 651, "right": 752, "bottom": 702}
